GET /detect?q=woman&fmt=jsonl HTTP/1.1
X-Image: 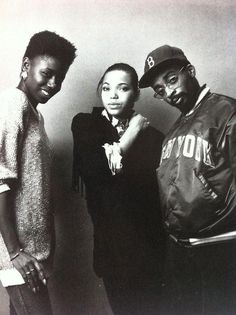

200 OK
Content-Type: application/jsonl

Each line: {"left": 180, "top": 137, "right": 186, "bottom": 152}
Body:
{"left": 72, "top": 63, "right": 165, "bottom": 315}
{"left": 0, "top": 30, "right": 76, "bottom": 315}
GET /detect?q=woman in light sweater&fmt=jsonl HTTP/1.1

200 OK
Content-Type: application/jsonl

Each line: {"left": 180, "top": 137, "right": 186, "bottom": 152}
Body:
{"left": 0, "top": 31, "right": 76, "bottom": 315}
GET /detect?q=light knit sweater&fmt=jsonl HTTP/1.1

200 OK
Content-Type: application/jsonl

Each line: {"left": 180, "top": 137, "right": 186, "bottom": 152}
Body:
{"left": 0, "top": 88, "right": 54, "bottom": 272}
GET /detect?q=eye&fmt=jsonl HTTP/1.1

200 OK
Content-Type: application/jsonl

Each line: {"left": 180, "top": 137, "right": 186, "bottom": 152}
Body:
{"left": 167, "top": 75, "right": 178, "bottom": 85}
{"left": 41, "top": 71, "right": 51, "bottom": 78}
{"left": 118, "top": 85, "right": 130, "bottom": 92}
{"left": 155, "top": 88, "right": 165, "bottom": 97}
{"left": 102, "top": 86, "right": 109, "bottom": 92}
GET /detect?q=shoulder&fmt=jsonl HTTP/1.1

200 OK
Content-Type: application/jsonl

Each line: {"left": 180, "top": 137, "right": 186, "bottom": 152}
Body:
{"left": 72, "top": 112, "right": 93, "bottom": 127}
{"left": 72, "top": 108, "right": 108, "bottom": 138}
{"left": 204, "top": 93, "right": 236, "bottom": 115}
{"left": 72, "top": 112, "right": 100, "bottom": 133}
{"left": 0, "top": 88, "right": 30, "bottom": 125}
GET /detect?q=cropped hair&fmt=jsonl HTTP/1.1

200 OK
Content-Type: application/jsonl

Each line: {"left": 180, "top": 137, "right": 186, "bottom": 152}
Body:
{"left": 97, "top": 63, "right": 139, "bottom": 95}
{"left": 23, "top": 30, "right": 77, "bottom": 69}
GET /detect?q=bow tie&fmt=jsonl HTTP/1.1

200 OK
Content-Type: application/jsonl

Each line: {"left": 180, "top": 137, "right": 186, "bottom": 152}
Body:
{"left": 113, "top": 119, "right": 129, "bottom": 137}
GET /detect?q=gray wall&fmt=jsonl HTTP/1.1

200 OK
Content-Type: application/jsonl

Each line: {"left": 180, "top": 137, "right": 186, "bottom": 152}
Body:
{"left": 0, "top": 0, "right": 236, "bottom": 314}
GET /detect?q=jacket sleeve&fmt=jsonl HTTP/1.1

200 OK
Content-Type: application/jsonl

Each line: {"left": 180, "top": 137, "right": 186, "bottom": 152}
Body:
{"left": 71, "top": 113, "right": 112, "bottom": 191}
{"left": 227, "top": 113, "right": 236, "bottom": 184}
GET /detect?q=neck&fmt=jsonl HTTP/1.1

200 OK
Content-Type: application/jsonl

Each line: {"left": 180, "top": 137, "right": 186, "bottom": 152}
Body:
{"left": 17, "top": 80, "right": 38, "bottom": 109}
{"left": 114, "top": 109, "right": 134, "bottom": 121}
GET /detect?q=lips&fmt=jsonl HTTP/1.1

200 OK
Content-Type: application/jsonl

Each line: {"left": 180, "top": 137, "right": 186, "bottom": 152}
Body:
{"left": 41, "top": 89, "right": 53, "bottom": 98}
{"left": 171, "top": 94, "right": 184, "bottom": 107}
{"left": 108, "top": 103, "right": 122, "bottom": 109}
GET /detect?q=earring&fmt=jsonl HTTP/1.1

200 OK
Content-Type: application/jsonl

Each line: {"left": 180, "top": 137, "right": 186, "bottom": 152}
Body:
{"left": 21, "top": 71, "right": 27, "bottom": 80}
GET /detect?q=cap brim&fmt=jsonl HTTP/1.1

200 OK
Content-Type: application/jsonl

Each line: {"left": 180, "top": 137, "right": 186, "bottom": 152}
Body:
{"left": 139, "top": 57, "right": 189, "bottom": 89}
{"left": 139, "top": 65, "right": 160, "bottom": 88}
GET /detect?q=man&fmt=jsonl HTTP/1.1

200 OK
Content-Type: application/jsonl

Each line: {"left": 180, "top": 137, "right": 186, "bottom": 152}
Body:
{"left": 139, "top": 45, "right": 236, "bottom": 314}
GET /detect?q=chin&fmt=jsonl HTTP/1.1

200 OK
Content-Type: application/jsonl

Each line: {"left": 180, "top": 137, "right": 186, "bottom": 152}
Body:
{"left": 39, "top": 98, "right": 51, "bottom": 104}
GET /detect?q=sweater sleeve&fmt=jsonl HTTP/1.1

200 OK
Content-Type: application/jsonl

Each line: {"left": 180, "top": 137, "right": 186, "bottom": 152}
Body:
{"left": 0, "top": 98, "right": 26, "bottom": 184}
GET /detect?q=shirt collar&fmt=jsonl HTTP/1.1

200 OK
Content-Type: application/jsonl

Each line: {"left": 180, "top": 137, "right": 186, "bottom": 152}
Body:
{"left": 102, "top": 109, "right": 129, "bottom": 127}
{"left": 185, "top": 85, "right": 210, "bottom": 116}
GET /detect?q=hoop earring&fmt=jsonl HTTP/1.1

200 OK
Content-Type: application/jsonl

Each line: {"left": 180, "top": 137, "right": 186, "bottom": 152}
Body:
{"left": 21, "top": 71, "right": 27, "bottom": 80}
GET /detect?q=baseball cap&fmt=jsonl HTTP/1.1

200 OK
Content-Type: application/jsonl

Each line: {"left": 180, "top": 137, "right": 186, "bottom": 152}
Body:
{"left": 139, "top": 45, "right": 190, "bottom": 88}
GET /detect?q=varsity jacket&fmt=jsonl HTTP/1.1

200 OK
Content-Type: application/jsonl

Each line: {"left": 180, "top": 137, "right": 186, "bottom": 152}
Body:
{"left": 158, "top": 91, "right": 236, "bottom": 239}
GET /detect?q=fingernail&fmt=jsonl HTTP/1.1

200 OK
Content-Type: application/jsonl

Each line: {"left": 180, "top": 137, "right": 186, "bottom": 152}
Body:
{"left": 33, "top": 288, "right": 36, "bottom": 293}
{"left": 43, "top": 278, "right": 47, "bottom": 285}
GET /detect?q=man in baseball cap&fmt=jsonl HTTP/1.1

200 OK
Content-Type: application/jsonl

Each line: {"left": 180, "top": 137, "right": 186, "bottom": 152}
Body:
{"left": 139, "top": 45, "right": 189, "bottom": 88}
{"left": 140, "top": 45, "right": 236, "bottom": 314}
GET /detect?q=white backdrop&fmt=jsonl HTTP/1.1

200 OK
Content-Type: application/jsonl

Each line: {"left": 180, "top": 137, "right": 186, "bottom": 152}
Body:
{"left": 0, "top": 1, "right": 236, "bottom": 314}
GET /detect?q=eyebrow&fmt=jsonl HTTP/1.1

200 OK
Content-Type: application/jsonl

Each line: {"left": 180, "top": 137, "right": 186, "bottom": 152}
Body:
{"left": 102, "top": 82, "right": 129, "bottom": 86}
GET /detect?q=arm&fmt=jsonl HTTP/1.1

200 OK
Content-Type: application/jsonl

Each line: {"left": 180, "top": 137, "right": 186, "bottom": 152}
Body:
{"left": 0, "top": 190, "right": 47, "bottom": 293}
{"left": 0, "top": 101, "right": 46, "bottom": 292}
{"left": 119, "top": 113, "right": 150, "bottom": 155}
{"left": 227, "top": 114, "right": 236, "bottom": 184}
{"left": 72, "top": 113, "right": 113, "bottom": 188}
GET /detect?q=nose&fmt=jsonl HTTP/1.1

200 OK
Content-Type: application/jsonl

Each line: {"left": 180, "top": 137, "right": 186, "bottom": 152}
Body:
{"left": 110, "top": 89, "right": 118, "bottom": 99}
{"left": 165, "top": 85, "right": 174, "bottom": 99}
{"left": 47, "top": 76, "right": 56, "bottom": 89}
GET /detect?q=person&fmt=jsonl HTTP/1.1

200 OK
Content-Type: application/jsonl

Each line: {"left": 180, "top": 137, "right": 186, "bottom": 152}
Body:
{"left": 139, "top": 44, "right": 236, "bottom": 314}
{"left": 72, "top": 63, "right": 165, "bottom": 315}
{"left": 0, "top": 30, "right": 76, "bottom": 315}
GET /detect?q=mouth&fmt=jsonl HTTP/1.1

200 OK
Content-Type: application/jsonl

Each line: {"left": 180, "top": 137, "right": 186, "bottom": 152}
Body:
{"left": 171, "top": 95, "right": 184, "bottom": 107}
{"left": 108, "top": 103, "right": 121, "bottom": 108}
{"left": 41, "top": 89, "right": 53, "bottom": 98}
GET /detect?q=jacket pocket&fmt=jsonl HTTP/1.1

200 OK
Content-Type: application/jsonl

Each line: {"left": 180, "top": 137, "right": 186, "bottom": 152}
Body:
{"left": 194, "top": 168, "right": 225, "bottom": 214}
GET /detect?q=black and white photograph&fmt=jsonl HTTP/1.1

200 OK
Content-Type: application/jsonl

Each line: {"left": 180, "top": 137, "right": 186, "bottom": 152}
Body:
{"left": 0, "top": 0, "right": 236, "bottom": 314}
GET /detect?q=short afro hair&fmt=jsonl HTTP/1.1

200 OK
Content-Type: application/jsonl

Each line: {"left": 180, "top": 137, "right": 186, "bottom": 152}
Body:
{"left": 23, "top": 30, "right": 77, "bottom": 69}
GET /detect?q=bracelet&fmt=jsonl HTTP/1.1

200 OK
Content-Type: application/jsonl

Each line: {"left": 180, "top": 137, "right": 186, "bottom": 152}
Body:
{"left": 10, "top": 248, "right": 24, "bottom": 261}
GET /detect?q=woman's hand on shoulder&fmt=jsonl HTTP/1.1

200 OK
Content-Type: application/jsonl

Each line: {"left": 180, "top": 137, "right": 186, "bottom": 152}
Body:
{"left": 11, "top": 250, "right": 47, "bottom": 293}
{"left": 119, "top": 114, "right": 149, "bottom": 155}
{"left": 128, "top": 113, "right": 150, "bottom": 132}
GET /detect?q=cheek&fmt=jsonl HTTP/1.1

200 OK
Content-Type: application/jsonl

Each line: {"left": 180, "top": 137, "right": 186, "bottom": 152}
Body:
{"left": 101, "top": 92, "right": 109, "bottom": 104}
{"left": 124, "top": 93, "right": 135, "bottom": 105}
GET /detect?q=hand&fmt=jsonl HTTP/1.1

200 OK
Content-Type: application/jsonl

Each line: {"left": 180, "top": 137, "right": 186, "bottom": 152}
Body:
{"left": 119, "top": 114, "right": 150, "bottom": 155}
{"left": 128, "top": 113, "right": 150, "bottom": 132}
{"left": 11, "top": 250, "right": 47, "bottom": 293}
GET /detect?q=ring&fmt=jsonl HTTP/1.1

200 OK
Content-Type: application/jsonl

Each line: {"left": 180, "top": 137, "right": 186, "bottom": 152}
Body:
{"left": 30, "top": 269, "right": 35, "bottom": 272}
{"left": 26, "top": 271, "right": 30, "bottom": 275}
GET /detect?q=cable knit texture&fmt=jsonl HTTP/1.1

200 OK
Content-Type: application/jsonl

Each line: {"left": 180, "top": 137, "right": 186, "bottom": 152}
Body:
{"left": 0, "top": 88, "right": 53, "bottom": 270}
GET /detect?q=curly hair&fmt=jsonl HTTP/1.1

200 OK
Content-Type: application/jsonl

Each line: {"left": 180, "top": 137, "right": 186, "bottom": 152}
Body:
{"left": 23, "top": 30, "right": 77, "bottom": 69}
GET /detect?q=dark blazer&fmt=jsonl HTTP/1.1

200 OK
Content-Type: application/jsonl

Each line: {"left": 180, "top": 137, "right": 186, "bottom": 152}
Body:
{"left": 72, "top": 107, "right": 164, "bottom": 276}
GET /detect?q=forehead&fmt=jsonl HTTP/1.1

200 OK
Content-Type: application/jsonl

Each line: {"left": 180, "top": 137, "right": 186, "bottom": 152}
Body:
{"left": 103, "top": 70, "right": 132, "bottom": 85}
{"left": 31, "top": 55, "right": 63, "bottom": 70}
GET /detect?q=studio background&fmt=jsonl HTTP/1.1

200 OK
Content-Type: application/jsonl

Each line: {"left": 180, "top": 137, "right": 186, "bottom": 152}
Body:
{"left": 0, "top": 0, "right": 235, "bottom": 314}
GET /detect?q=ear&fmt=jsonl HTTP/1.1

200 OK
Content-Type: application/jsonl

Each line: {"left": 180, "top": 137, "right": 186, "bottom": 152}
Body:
{"left": 186, "top": 64, "right": 196, "bottom": 78}
{"left": 21, "top": 57, "right": 31, "bottom": 73}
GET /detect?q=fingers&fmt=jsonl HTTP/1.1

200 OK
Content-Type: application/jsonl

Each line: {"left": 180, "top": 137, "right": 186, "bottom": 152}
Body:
{"left": 11, "top": 252, "right": 47, "bottom": 292}
{"left": 24, "top": 266, "right": 38, "bottom": 293}
{"left": 142, "top": 117, "right": 150, "bottom": 129}
{"left": 34, "top": 260, "right": 47, "bottom": 286}
{"left": 129, "top": 114, "right": 150, "bottom": 129}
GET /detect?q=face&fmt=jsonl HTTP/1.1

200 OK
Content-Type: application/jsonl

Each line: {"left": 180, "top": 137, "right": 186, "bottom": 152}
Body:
{"left": 151, "top": 64, "right": 199, "bottom": 114}
{"left": 101, "top": 70, "right": 138, "bottom": 119}
{"left": 19, "top": 55, "right": 67, "bottom": 107}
